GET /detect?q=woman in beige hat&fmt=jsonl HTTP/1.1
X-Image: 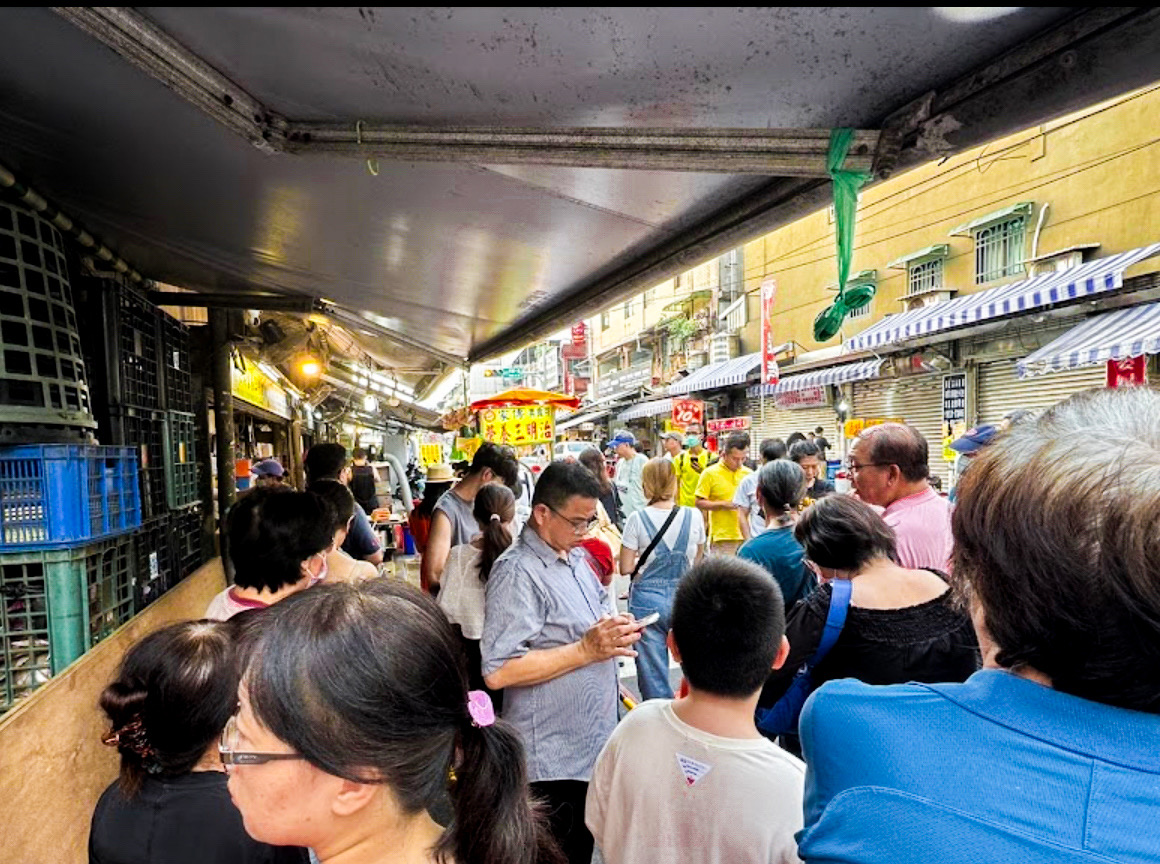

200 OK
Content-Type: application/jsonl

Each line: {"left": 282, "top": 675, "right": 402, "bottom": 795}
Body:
{"left": 408, "top": 464, "right": 457, "bottom": 584}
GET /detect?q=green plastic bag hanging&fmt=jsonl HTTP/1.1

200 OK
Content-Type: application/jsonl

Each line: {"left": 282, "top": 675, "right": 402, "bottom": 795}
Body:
{"left": 814, "top": 129, "right": 873, "bottom": 342}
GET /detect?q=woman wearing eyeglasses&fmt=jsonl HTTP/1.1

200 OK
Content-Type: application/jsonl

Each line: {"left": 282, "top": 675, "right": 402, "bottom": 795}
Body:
{"left": 89, "top": 619, "right": 309, "bottom": 864}
{"left": 221, "top": 580, "right": 564, "bottom": 864}
{"left": 758, "top": 494, "right": 978, "bottom": 713}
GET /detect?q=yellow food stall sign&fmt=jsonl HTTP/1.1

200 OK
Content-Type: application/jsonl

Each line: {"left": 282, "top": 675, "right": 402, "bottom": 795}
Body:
{"left": 478, "top": 405, "right": 555, "bottom": 446}
{"left": 420, "top": 444, "right": 444, "bottom": 466}
{"left": 455, "top": 436, "right": 482, "bottom": 462}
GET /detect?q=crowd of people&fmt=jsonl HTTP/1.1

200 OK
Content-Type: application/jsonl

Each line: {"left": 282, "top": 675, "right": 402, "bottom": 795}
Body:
{"left": 88, "top": 387, "right": 1160, "bottom": 864}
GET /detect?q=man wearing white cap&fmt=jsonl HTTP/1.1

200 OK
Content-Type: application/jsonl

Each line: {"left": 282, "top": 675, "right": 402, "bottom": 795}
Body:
{"left": 611, "top": 430, "right": 648, "bottom": 519}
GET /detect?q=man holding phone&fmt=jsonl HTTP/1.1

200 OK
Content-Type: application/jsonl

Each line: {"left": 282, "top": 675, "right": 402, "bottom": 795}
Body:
{"left": 483, "top": 461, "right": 647, "bottom": 864}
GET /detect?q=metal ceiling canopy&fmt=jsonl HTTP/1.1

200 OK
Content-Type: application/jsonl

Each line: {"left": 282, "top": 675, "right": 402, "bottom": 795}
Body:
{"left": 1, "top": 6, "right": 1157, "bottom": 376}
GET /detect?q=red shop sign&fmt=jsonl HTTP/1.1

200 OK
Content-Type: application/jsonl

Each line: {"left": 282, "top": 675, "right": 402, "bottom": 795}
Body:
{"left": 1106, "top": 356, "right": 1146, "bottom": 388}
{"left": 706, "top": 416, "right": 751, "bottom": 433}
{"left": 671, "top": 399, "right": 704, "bottom": 430}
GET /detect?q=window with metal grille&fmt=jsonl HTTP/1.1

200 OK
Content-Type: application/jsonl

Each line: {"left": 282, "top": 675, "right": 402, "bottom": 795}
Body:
{"left": 908, "top": 258, "right": 943, "bottom": 294}
{"left": 847, "top": 299, "right": 871, "bottom": 320}
{"left": 644, "top": 288, "right": 656, "bottom": 305}
{"left": 974, "top": 218, "right": 1026, "bottom": 283}
{"left": 601, "top": 311, "right": 610, "bottom": 330}
{"left": 624, "top": 298, "right": 636, "bottom": 319}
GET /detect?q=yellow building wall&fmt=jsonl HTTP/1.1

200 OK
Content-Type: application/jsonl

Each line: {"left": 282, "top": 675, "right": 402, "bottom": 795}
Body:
{"left": 590, "top": 259, "right": 718, "bottom": 356}
{"left": 741, "top": 85, "right": 1160, "bottom": 354}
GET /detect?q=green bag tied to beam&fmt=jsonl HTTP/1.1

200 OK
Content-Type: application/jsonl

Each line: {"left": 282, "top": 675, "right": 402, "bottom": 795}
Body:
{"left": 814, "top": 128, "right": 873, "bottom": 342}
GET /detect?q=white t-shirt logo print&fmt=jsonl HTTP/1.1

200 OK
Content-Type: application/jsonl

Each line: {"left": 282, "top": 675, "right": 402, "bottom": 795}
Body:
{"left": 676, "top": 752, "right": 713, "bottom": 787}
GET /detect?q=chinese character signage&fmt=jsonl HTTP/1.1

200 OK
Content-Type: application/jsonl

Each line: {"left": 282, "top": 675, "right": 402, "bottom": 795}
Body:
{"left": 775, "top": 386, "right": 829, "bottom": 410}
{"left": 760, "top": 277, "right": 779, "bottom": 386}
{"left": 478, "top": 405, "right": 555, "bottom": 446}
{"left": 1106, "top": 356, "right": 1146, "bottom": 388}
{"left": 671, "top": 399, "right": 704, "bottom": 430}
{"left": 706, "top": 416, "right": 751, "bottom": 433}
{"left": 571, "top": 322, "right": 588, "bottom": 346}
{"left": 941, "top": 373, "right": 967, "bottom": 425}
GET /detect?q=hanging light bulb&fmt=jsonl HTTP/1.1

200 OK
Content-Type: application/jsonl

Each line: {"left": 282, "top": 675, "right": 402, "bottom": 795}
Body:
{"left": 363, "top": 394, "right": 379, "bottom": 413}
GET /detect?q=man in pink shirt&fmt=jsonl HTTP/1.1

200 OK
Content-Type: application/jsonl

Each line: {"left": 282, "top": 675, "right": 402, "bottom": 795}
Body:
{"left": 848, "top": 423, "right": 953, "bottom": 572}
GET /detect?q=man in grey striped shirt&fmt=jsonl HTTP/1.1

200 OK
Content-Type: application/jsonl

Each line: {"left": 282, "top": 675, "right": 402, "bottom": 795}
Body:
{"left": 483, "top": 460, "right": 645, "bottom": 864}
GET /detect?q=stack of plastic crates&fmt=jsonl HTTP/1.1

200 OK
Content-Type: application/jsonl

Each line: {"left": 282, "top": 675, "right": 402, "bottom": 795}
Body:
{"left": 0, "top": 445, "right": 140, "bottom": 712}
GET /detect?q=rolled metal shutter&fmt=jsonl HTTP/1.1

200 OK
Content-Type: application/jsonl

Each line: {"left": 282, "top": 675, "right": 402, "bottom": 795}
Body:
{"left": 977, "top": 360, "right": 1106, "bottom": 423}
{"left": 852, "top": 374, "right": 952, "bottom": 488}
{"left": 744, "top": 397, "right": 837, "bottom": 456}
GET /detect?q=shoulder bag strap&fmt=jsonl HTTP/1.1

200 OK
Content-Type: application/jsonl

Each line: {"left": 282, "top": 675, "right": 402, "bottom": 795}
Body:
{"left": 807, "top": 578, "right": 852, "bottom": 666}
{"left": 630, "top": 507, "right": 680, "bottom": 580}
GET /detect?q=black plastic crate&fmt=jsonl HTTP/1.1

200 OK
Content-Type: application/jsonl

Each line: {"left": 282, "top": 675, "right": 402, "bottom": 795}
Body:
{"left": 115, "top": 286, "right": 162, "bottom": 410}
{"left": 133, "top": 515, "right": 175, "bottom": 611}
{"left": 108, "top": 407, "right": 168, "bottom": 520}
{"left": 171, "top": 504, "right": 206, "bottom": 580}
{"left": 160, "top": 313, "right": 194, "bottom": 413}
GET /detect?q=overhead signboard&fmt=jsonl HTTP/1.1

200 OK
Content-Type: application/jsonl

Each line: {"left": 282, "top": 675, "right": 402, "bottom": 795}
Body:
{"left": 671, "top": 399, "right": 704, "bottom": 430}
{"left": 597, "top": 364, "right": 652, "bottom": 397}
{"left": 478, "top": 405, "right": 555, "bottom": 446}
{"left": 775, "top": 386, "right": 829, "bottom": 410}
{"left": 706, "top": 416, "right": 751, "bottom": 433}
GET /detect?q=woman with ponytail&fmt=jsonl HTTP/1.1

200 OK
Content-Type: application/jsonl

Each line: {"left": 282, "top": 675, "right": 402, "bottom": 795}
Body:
{"left": 437, "top": 484, "right": 515, "bottom": 709}
{"left": 89, "top": 620, "right": 309, "bottom": 864}
{"left": 223, "top": 581, "right": 564, "bottom": 864}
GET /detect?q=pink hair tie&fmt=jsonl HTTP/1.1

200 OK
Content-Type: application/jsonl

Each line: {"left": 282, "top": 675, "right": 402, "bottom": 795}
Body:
{"left": 467, "top": 690, "right": 496, "bottom": 728}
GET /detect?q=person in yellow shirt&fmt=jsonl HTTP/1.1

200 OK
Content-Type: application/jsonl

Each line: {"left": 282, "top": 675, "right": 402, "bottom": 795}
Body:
{"left": 695, "top": 431, "right": 752, "bottom": 555}
{"left": 673, "top": 433, "right": 711, "bottom": 508}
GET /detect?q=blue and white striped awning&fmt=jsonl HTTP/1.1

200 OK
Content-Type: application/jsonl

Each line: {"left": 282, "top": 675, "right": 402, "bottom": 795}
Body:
{"left": 668, "top": 352, "right": 760, "bottom": 395}
{"left": 1017, "top": 302, "right": 1160, "bottom": 378}
{"left": 617, "top": 398, "right": 673, "bottom": 421}
{"left": 748, "top": 358, "right": 886, "bottom": 396}
{"left": 847, "top": 243, "right": 1160, "bottom": 352}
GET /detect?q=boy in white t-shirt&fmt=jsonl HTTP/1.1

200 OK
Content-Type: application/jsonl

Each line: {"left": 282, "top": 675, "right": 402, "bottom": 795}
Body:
{"left": 586, "top": 557, "right": 804, "bottom": 864}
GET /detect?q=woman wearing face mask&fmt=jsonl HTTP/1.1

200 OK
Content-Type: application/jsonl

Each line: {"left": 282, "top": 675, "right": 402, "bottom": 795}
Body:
{"left": 222, "top": 581, "right": 564, "bottom": 864}
{"left": 204, "top": 488, "right": 336, "bottom": 620}
{"left": 307, "top": 480, "right": 379, "bottom": 584}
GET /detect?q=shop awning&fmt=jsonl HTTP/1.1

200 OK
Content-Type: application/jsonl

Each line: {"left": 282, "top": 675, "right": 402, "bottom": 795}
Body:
{"left": 949, "top": 202, "right": 1033, "bottom": 237}
{"left": 846, "top": 243, "right": 1160, "bottom": 353}
{"left": 668, "top": 352, "right": 761, "bottom": 395}
{"left": 750, "top": 358, "right": 887, "bottom": 396}
{"left": 617, "top": 399, "right": 674, "bottom": 422}
{"left": 1016, "top": 301, "right": 1160, "bottom": 378}
{"left": 556, "top": 408, "right": 612, "bottom": 431}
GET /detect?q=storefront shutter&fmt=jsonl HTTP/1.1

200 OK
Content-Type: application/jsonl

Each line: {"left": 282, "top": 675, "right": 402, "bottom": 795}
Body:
{"left": 977, "top": 359, "right": 1106, "bottom": 423}
{"left": 852, "top": 374, "right": 952, "bottom": 489}
{"left": 744, "top": 397, "right": 839, "bottom": 459}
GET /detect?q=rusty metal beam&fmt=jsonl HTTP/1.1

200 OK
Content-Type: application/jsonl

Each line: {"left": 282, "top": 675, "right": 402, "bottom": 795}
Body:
{"left": 285, "top": 124, "right": 876, "bottom": 176}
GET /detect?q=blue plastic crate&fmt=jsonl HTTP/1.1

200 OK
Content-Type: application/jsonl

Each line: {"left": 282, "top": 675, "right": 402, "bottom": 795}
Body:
{"left": 0, "top": 445, "right": 141, "bottom": 550}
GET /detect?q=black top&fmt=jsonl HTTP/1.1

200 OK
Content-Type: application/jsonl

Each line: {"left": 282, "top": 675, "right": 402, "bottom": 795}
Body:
{"left": 758, "top": 578, "right": 980, "bottom": 708}
{"left": 804, "top": 478, "right": 835, "bottom": 499}
{"left": 598, "top": 486, "right": 623, "bottom": 531}
{"left": 89, "top": 771, "right": 310, "bottom": 864}
{"left": 349, "top": 464, "right": 380, "bottom": 513}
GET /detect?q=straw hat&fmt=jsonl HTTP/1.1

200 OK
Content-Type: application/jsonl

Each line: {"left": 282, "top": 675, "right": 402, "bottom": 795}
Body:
{"left": 425, "top": 463, "right": 455, "bottom": 483}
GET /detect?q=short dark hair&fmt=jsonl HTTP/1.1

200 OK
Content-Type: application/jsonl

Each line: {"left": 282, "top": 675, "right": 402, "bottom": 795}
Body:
{"left": 531, "top": 460, "right": 602, "bottom": 510}
{"left": 724, "top": 431, "right": 750, "bottom": 453}
{"left": 307, "top": 479, "right": 355, "bottom": 532}
{"left": 242, "top": 581, "right": 559, "bottom": 864}
{"left": 226, "top": 488, "right": 335, "bottom": 591}
{"left": 759, "top": 438, "right": 787, "bottom": 462}
{"left": 756, "top": 460, "right": 807, "bottom": 516}
{"left": 786, "top": 432, "right": 807, "bottom": 446}
{"left": 859, "top": 423, "right": 930, "bottom": 482}
{"left": 671, "top": 558, "right": 785, "bottom": 697}
{"left": 788, "top": 440, "right": 821, "bottom": 463}
{"left": 953, "top": 387, "right": 1160, "bottom": 714}
{"left": 467, "top": 442, "right": 520, "bottom": 491}
{"left": 794, "top": 494, "right": 896, "bottom": 571}
{"left": 352, "top": 447, "right": 368, "bottom": 460}
{"left": 99, "top": 620, "right": 238, "bottom": 796}
{"left": 304, "top": 442, "right": 347, "bottom": 481}
{"left": 814, "top": 426, "right": 826, "bottom": 435}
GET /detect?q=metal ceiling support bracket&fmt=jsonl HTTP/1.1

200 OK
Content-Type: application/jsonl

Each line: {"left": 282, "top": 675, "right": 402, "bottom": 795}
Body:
{"left": 51, "top": 6, "right": 285, "bottom": 153}
{"left": 148, "top": 291, "right": 320, "bottom": 312}
{"left": 0, "top": 158, "right": 147, "bottom": 285}
{"left": 285, "top": 125, "right": 877, "bottom": 176}
{"left": 324, "top": 305, "right": 466, "bottom": 370}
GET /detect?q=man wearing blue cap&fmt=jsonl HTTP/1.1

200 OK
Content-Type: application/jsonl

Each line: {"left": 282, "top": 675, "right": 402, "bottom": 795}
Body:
{"left": 949, "top": 424, "right": 998, "bottom": 502}
{"left": 610, "top": 429, "right": 648, "bottom": 519}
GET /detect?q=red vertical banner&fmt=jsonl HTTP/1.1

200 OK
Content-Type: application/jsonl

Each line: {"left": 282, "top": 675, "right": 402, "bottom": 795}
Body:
{"left": 1106, "top": 356, "right": 1146, "bottom": 387}
{"left": 761, "top": 277, "right": 779, "bottom": 386}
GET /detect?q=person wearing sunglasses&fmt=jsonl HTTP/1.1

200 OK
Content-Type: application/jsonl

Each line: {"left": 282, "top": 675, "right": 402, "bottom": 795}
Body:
{"left": 90, "top": 619, "right": 309, "bottom": 864}
{"left": 220, "top": 581, "right": 563, "bottom": 864}
{"left": 482, "top": 460, "right": 646, "bottom": 864}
